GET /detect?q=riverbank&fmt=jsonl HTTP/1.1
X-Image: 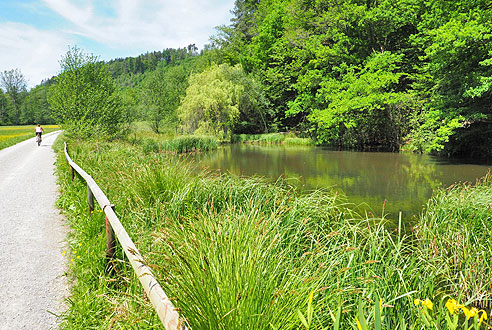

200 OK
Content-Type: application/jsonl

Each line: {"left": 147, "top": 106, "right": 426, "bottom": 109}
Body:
{"left": 54, "top": 136, "right": 492, "bottom": 329}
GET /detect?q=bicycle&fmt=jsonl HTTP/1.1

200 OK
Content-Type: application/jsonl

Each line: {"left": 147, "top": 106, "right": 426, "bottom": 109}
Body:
{"left": 36, "top": 134, "right": 42, "bottom": 146}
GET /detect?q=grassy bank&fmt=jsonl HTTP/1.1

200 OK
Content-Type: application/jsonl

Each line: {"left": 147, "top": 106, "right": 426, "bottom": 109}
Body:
{"left": 54, "top": 137, "right": 492, "bottom": 329}
{"left": 233, "top": 133, "right": 314, "bottom": 146}
{"left": 0, "top": 125, "right": 59, "bottom": 150}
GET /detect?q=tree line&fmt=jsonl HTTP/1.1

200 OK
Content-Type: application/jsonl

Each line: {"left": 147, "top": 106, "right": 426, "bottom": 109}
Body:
{"left": 0, "top": 70, "right": 54, "bottom": 126}
{"left": 2, "top": 0, "right": 491, "bottom": 158}
{"left": 215, "top": 0, "right": 492, "bottom": 158}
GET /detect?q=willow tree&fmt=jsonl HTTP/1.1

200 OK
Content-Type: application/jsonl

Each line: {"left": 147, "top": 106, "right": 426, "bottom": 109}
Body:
{"left": 178, "top": 63, "right": 268, "bottom": 140}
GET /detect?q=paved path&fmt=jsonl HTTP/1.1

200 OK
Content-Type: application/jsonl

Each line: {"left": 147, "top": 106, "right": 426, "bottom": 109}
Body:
{"left": 0, "top": 132, "right": 67, "bottom": 330}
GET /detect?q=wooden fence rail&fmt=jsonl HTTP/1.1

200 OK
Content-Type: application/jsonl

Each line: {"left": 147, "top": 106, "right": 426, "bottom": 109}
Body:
{"left": 64, "top": 142, "right": 189, "bottom": 330}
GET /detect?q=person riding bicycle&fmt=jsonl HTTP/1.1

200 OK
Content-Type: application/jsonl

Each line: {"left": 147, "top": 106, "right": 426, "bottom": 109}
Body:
{"left": 35, "top": 124, "right": 44, "bottom": 139}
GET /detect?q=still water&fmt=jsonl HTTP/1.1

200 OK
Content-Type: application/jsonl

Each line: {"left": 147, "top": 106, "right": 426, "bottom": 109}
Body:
{"left": 193, "top": 144, "right": 491, "bottom": 220}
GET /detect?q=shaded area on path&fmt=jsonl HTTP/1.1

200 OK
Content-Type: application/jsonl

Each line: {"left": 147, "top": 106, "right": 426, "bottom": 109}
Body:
{"left": 0, "top": 131, "right": 67, "bottom": 330}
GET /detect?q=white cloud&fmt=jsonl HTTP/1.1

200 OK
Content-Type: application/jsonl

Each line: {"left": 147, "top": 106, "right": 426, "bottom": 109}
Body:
{"left": 0, "top": 22, "right": 71, "bottom": 88}
{"left": 41, "top": 0, "right": 233, "bottom": 51}
{"left": 0, "top": 1, "right": 234, "bottom": 87}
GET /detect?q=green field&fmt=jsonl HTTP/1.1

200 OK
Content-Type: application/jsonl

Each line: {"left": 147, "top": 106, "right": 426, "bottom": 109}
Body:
{"left": 0, "top": 125, "right": 60, "bottom": 150}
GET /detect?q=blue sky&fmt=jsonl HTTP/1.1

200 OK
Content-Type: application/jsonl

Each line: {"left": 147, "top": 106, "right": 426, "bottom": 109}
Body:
{"left": 0, "top": 0, "right": 235, "bottom": 88}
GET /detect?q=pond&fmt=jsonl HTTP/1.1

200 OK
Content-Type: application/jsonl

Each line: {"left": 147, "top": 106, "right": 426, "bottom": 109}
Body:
{"left": 193, "top": 144, "right": 491, "bottom": 221}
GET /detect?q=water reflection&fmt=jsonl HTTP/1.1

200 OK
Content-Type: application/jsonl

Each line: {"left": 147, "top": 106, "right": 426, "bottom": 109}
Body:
{"left": 193, "top": 144, "right": 491, "bottom": 220}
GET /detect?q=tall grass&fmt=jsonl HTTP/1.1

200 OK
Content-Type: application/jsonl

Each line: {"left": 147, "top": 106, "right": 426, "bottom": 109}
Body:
{"left": 233, "top": 133, "right": 314, "bottom": 146}
{"left": 142, "top": 135, "right": 218, "bottom": 154}
{"left": 54, "top": 138, "right": 492, "bottom": 329}
{"left": 415, "top": 176, "right": 492, "bottom": 310}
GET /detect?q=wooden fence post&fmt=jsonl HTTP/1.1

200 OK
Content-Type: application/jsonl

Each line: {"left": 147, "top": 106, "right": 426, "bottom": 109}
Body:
{"left": 70, "top": 165, "right": 74, "bottom": 181}
{"left": 104, "top": 204, "right": 116, "bottom": 275}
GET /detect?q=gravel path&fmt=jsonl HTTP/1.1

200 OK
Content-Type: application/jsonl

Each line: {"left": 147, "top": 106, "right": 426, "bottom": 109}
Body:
{"left": 0, "top": 131, "right": 68, "bottom": 330}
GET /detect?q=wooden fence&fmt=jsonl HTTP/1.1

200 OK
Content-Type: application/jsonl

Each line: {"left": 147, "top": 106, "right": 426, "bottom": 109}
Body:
{"left": 64, "top": 142, "right": 189, "bottom": 330}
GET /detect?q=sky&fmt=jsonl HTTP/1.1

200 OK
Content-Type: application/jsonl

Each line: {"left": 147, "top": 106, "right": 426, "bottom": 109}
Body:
{"left": 0, "top": 0, "right": 235, "bottom": 88}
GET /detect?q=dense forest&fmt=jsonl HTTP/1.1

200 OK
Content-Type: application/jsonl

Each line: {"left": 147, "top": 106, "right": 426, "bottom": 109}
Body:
{"left": 1, "top": 0, "right": 492, "bottom": 158}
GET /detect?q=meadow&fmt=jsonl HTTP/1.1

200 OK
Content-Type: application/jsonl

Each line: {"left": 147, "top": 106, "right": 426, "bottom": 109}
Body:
{"left": 54, "top": 135, "right": 492, "bottom": 329}
{"left": 0, "top": 125, "right": 60, "bottom": 150}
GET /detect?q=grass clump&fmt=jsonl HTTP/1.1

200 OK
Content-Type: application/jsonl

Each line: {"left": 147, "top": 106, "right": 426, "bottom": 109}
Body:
{"left": 161, "top": 135, "right": 218, "bottom": 153}
{"left": 142, "top": 135, "right": 217, "bottom": 154}
{"left": 233, "top": 132, "right": 314, "bottom": 145}
{"left": 284, "top": 136, "right": 314, "bottom": 146}
{"left": 55, "top": 138, "right": 492, "bottom": 329}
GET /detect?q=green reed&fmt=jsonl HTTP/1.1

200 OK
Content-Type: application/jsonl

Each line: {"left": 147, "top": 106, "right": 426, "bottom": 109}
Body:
{"left": 142, "top": 135, "right": 218, "bottom": 154}
{"left": 233, "top": 133, "right": 314, "bottom": 145}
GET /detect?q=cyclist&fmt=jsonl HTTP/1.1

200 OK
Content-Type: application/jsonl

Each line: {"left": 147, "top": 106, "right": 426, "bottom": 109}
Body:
{"left": 35, "top": 124, "right": 44, "bottom": 145}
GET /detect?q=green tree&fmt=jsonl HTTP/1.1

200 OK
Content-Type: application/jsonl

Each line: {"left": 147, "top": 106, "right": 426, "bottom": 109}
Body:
{"left": 48, "top": 46, "right": 124, "bottom": 137}
{"left": 410, "top": 9, "right": 492, "bottom": 155}
{"left": 0, "top": 68, "right": 27, "bottom": 125}
{"left": 307, "top": 52, "right": 412, "bottom": 150}
{"left": 143, "top": 65, "right": 189, "bottom": 133}
{"left": 0, "top": 89, "right": 9, "bottom": 124}
{"left": 178, "top": 63, "right": 266, "bottom": 140}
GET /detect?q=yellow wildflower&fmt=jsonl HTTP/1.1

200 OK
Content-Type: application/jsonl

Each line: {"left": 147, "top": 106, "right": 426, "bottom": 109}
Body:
{"left": 414, "top": 298, "right": 433, "bottom": 310}
{"left": 379, "top": 298, "right": 383, "bottom": 310}
{"left": 422, "top": 299, "right": 433, "bottom": 310}
{"left": 469, "top": 307, "right": 479, "bottom": 318}
{"left": 462, "top": 306, "right": 471, "bottom": 320}
{"left": 479, "top": 310, "right": 488, "bottom": 325}
{"left": 445, "top": 299, "right": 459, "bottom": 314}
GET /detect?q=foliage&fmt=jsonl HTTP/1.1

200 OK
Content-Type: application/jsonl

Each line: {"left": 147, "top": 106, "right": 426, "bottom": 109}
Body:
{"left": 409, "top": 9, "right": 492, "bottom": 155}
{"left": 3, "top": 0, "right": 491, "bottom": 156}
{"left": 178, "top": 63, "right": 267, "bottom": 140}
{"left": 213, "top": 0, "right": 492, "bottom": 155}
{"left": 0, "top": 68, "right": 27, "bottom": 125}
{"left": 47, "top": 46, "right": 124, "bottom": 138}
{"left": 142, "top": 65, "right": 189, "bottom": 133}
{"left": 106, "top": 45, "right": 199, "bottom": 76}
{"left": 305, "top": 52, "right": 411, "bottom": 150}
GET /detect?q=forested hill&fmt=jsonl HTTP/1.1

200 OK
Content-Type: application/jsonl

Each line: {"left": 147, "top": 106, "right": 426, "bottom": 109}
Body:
{"left": 106, "top": 45, "right": 199, "bottom": 76}
{"left": 2, "top": 0, "right": 492, "bottom": 158}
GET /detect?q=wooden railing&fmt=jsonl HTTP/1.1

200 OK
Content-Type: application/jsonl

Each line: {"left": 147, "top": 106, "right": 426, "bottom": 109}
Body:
{"left": 64, "top": 142, "right": 189, "bottom": 330}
